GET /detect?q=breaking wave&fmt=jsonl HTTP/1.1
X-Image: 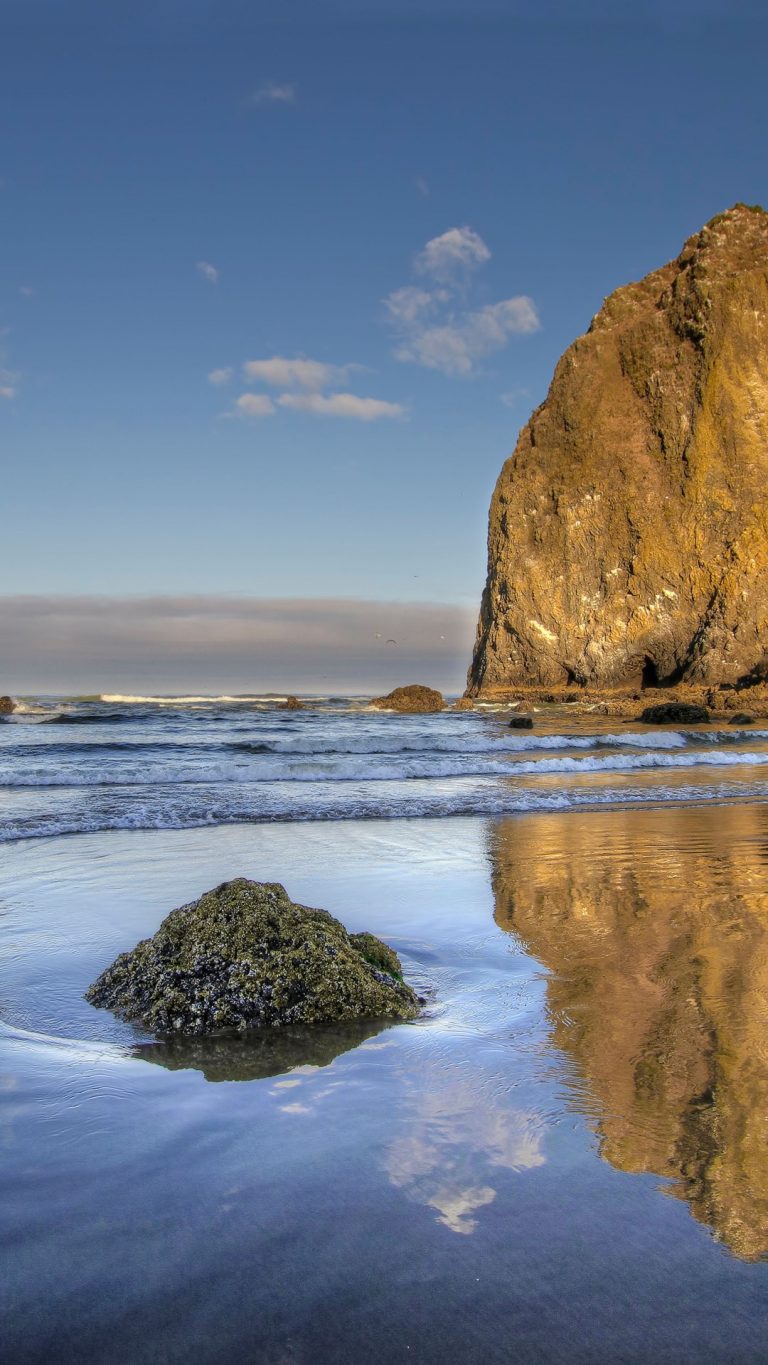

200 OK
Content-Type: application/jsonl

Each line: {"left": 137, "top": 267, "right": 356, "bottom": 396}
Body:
{"left": 2, "top": 694, "right": 767, "bottom": 841}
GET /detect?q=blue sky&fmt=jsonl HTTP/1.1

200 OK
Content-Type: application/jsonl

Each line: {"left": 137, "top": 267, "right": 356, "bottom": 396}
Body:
{"left": 1, "top": 1, "right": 766, "bottom": 687}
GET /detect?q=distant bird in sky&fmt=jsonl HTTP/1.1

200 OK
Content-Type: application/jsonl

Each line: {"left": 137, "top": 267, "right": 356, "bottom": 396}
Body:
{"left": 374, "top": 632, "right": 382, "bottom": 639}
{"left": 386, "top": 638, "right": 397, "bottom": 645}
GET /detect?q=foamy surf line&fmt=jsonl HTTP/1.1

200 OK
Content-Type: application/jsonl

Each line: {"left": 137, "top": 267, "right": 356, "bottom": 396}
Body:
{"left": 3, "top": 743, "right": 768, "bottom": 788}
{"left": 3, "top": 729, "right": 768, "bottom": 761}
{"left": 2, "top": 773, "right": 768, "bottom": 840}
{"left": 98, "top": 694, "right": 295, "bottom": 705}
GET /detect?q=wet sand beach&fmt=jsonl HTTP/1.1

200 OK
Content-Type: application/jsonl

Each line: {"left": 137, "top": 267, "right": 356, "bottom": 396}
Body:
{"left": 4, "top": 793, "right": 768, "bottom": 1362}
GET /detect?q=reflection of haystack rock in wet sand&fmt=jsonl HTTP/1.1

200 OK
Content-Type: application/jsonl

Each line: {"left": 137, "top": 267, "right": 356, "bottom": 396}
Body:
{"left": 491, "top": 805, "right": 768, "bottom": 1260}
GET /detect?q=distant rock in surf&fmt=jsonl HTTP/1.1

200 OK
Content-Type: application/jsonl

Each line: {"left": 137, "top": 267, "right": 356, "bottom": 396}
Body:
{"left": 278, "top": 695, "right": 305, "bottom": 710}
{"left": 86, "top": 878, "right": 420, "bottom": 1036}
{"left": 640, "top": 701, "right": 710, "bottom": 725}
{"left": 370, "top": 684, "right": 445, "bottom": 713}
{"left": 509, "top": 715, "right": 534, "bottom": 729}
{"left": 0, "top": 696, "right": 16, "bottom": 714}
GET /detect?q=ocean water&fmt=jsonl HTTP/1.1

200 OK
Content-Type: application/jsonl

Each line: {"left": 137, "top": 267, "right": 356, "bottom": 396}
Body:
{"left": 3, "top": 696, "right": 768, "bottom": 1362}
{"left": 2, "top": 692, "right": 768, "bottom": 839}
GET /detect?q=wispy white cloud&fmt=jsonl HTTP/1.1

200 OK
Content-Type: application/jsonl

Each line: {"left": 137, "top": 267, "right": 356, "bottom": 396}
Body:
{"left": 385, "top": 226, "right": 540, "bottom": 377}
{"left": 218, "top": 355, "right": 402, "bottom": 422}
{"left": 277, "top": 392, "right": 404, "bottom": 420}
{"left": 233, "top": 393, "right": 275, "bottom": 417}
{"left": 196, "top": 260, "right": 219, "bottom": 284}
{"left": 245, "top": 82, "right": 296, "bottom": 106}
{"left": 208, "top": 367, "right": 233, "bottom": 387}
{"left": 243, "top": 356, "right": 351, "bottom": 391}
{"left": 395, "top": 298, "right": 540, "bottom": 377}
{"left": 384, "top": 286, "right": 443, "bottom": 327}
{"left": 500, "top": 386, "right": 530, "bottom": 408}
{"left": 416, "top": 226, "right": 491, "bottom": 281}
{"left": 0, "top": 367, "right": 18, "bottom": 399}
{"left": 415, "top": 176, "right": 429, "bottom": 197}
{"left": 19, "top": 286, "right": 35, "bottom": 298}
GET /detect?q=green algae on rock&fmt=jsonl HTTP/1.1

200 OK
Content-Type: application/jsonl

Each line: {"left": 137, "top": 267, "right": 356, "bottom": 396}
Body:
{"left": 86, "top": 878, "right": 421, "bottom": 1036}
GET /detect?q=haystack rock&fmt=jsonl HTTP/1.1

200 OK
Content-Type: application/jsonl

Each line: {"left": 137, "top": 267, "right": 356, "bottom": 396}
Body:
{"left": 469, "top": 205, "right": 768, "bottom": 699}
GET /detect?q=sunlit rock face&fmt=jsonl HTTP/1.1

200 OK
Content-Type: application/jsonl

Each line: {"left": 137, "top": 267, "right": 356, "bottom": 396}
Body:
{"left": 491, "top": 805, "right": 768, "bottom": 1260}
{"left": 470, "top": 204, "right": 768, "bottom": 697}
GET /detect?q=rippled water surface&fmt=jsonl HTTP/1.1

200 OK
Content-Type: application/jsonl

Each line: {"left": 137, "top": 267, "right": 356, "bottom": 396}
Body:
{"left": 3, "top": 692, "right": 768, "bottom": 838}
{"left": 4, "top": 788, "right": 768, "bottom": 1361}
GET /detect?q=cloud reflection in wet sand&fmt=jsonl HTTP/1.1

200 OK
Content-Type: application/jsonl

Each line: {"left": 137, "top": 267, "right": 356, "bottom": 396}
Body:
{"left": 384, "top": 1067, "right": 545, "bottom": 1234}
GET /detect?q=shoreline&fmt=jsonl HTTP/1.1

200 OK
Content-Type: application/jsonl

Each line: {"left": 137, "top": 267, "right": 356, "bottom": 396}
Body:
{"left": 466, "top": 680, "right": 768, "bottom": 720}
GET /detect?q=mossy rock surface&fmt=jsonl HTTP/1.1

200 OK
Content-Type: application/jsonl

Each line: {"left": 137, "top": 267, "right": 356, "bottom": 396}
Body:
{"left": 86, "top": 878, "right": 420, "bottom": 1036}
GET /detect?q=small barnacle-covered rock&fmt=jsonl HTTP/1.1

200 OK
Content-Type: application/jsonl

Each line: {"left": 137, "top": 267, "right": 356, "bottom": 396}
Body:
{"left": 86, "top": 879, "right": 420, "bottom": 1036}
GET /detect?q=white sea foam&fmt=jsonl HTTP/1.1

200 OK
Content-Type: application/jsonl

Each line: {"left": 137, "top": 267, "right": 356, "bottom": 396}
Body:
{"left": 2, "top": 743, "right": 768, "bottom": 789}
{"left": 98, "top": 694, "right": 290, "bottom": 705}
{"left": 3, "top": 695, "right": 768, "bottom": 841}
{"left": 2, "top": 775, "right": 766, "bottom": 841}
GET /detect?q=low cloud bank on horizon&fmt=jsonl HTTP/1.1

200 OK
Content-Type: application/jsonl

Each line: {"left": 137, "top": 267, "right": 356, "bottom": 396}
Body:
{"left": 0, "top": 596, "right": 477, "bottom": 695}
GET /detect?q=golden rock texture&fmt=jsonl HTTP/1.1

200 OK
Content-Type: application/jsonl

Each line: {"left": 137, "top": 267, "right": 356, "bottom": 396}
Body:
{"left": 469, "top": 204, "right": 768, "bottom": 698}
{"left": 491, "top": 805, "right": 768, "bottom": 1260}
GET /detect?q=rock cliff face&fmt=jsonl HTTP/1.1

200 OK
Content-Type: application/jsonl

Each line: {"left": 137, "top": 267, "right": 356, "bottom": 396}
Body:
{"left": 469, "top": 204, "right": 768, "bottom": 697}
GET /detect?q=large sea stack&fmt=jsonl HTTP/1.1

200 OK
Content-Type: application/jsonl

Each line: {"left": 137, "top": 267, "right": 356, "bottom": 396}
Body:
{"left": 468, "top": 205, "right": 768, "bottom": 700}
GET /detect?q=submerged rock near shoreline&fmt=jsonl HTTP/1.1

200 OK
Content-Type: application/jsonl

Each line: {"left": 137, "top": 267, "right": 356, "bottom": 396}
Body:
{"left": 86, "top": 878, "right": 420, "bottom": 1036}
{"left": 639, "top": 701, "right": 710, "bottom": 725}
{"left": 469, "top": 204, "right": 768, "bottom": 700}
{"left": 370, "top": 684, "right": 445, "bottom": 713}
